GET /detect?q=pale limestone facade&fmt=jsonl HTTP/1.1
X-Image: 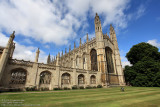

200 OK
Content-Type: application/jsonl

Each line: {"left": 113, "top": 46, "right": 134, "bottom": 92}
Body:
{"left": 0, "top": 14, "right": 125, "bottom": 90}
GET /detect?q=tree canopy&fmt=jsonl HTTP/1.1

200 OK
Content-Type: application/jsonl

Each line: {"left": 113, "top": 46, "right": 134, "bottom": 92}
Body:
{"left": 124, "top": 42, "right": 160, "bottom": 87}
{"left": 126, "top": 42, "right": 160, "bottom": 65}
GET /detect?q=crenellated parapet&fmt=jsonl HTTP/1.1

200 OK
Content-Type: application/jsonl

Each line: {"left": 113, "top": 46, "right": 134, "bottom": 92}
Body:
{"left": 8, "top": 59, "right": 34, "bottom": 67}
{"left": 38, "top": 63, "right": 56, "bottom": 70}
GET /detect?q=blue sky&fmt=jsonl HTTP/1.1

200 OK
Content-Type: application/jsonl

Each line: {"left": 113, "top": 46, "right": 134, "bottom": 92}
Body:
{"left": 0, "top": 0, "right": 160, "bottom": 67}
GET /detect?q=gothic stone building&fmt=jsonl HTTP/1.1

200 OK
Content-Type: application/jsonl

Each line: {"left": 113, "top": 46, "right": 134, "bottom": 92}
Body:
{"left": 0, "top": 13, "right": 125, "bottom": 90}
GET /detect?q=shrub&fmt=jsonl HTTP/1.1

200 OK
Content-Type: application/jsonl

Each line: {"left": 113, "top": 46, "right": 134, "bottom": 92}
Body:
{"left": 41, "top": 87, "right": 49, "bottom": 91}
{"left": 40, "top": 87, "right": 43, "bottom": 91}
{"left": 9, "top": 88, "right": 22, "bottom": 92}
{"left": 25, "top": 87, "right": 31, "bottom": 91}
{"left": 93, "top": 86, "right": 97, "bottom": 88}
{"left": 26, "top": 86, "right": 37, "bottom": 91}
{"left": 72, "top": 85, "right": 78, "bottom": 90}
{"left": 97, "top": 85, "right": 103, "bottom": 88}
{"left": 79, "top": 86, "right": 84, "bottom": 89}
{"left": 64, "top": 87, "right": 68, "bottom": 90}
{"left": 86, "top": 85, "right": 92, "bottom": 89}
{"left": 53, "top": 88, "right": 61, "bottom": 90}
{"left": 31, "top": 86, "right": 37, "bottom": 91}
{"left": 64, "top": 87, "right": 70, "bottom": 90}
{"left": 45, "top": 87, "right": 49, "bottom": 91}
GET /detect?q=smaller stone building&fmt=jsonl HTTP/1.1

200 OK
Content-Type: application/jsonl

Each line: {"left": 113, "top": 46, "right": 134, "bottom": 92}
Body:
{"left": 0, "top": 13, "right": 125, "bottom": 90}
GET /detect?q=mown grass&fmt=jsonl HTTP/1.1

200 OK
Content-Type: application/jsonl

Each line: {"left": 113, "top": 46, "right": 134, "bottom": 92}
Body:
{"left": 0, "top": 87, "right": 160, "bottom": 107}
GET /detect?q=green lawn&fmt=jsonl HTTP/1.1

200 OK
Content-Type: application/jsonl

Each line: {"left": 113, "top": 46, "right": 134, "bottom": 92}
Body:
{"left": 0, "top": 87, "right": 160, "bottom": 107}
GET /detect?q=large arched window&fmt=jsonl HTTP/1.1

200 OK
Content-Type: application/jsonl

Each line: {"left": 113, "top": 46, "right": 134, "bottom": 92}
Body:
{"left": 61, "top": 73, "right": 70, "bottom": 85}
{"left": 10, "top": 68, "right": 27, "bottom": 84}
{"left": 90, "top": 75, "right": 96, "bottom": 84}
{"left": 78, "top": 74, "right": 85, "bottom": 84}
{"left": 105, "top": 47, "right": 114, "bottom": 73}
{"left": 90, "top": 49, "right": 98, "bottom": 71}
{"left": 40, "top": 71, "right": 51, "bottom": 84}
{"left": 76, "top": 56, "right": 79, "bottom": 68}
{"left": 82, "top": 53, "right": 86, "bottom": 69}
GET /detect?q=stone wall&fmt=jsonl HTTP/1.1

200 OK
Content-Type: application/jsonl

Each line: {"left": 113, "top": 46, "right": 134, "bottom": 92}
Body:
{"left": 1, "top": 59, "right": 101, "bottom": 90}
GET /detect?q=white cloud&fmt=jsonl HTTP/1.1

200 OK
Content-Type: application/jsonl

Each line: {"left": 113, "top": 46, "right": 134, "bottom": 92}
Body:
{"left": 44, "top": 45, "right": 50, "bottom": 49}
{"left": 22, "top": 38, "right": 33, "bottom": 44}
{"left": 120, "top": 50, "right": 131, "bottom": 68}
{"left": 147, "top": 39, "right": 160, "bottom": 48}
{"left": 122, "top": 61, "right": 131, "bottom": 68}
{"left": 0, "top": 32, "right": 47, "bottom": 63}
{"left": 0, "top": 0, "right": 132, "bottom": 46}
{"left": 91, "top": 0, "right": 130, "bottom": 28}
{"left": 0, "top": 33, "right": 9, "bottom": 47}
{"left": 121, "top": 56, "right": 131, "bottom": 68}
{"left": 136, "top": 4, "right": 146, "bottom": 19}
{"left": 156, "top": 17, "right": 160, "bottom": 21}
{"left": 0, "top": 0, "right": 77, "bottom": 45}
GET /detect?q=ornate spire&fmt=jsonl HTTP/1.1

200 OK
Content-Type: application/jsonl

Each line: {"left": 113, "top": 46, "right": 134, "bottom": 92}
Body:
{"left": 35, "top": 48, "right": 40, "bottom": 63}
{"left": 110, "top": 24, "right": 116, "bottom": 41}
{"left": 94, "top": 13, "right": 102, "bottom": 33}
{"left": 86, "top": 33, "right": 88, "bottom": 42}
{"left": 58, "top": 52, "right": 60, "bottom": 57}
{"left": 69, "top": 45, "right": 71, "bottom": 52}
{"left": 110, "top": 24, "right": 114, "bottom": 30}
{"left": 7, "top": 31, "right": 16, "bottom": 48}
{"left": 74, "top": 42, "right": 76, "bottom": 49}
{"left": 47, "top": 53, "right": 51, "bottom": 64}
{"left": 54, "top": 56, "right": 56, "bottom": 61}
{"left": 79, "top": 38, "right": 81, "bottom": 47}
{"left": 56, "top": 53, "right": 60, "bottom": 66}
{"left": 65, "top": 48, "right": 67, "bottom": 54}
{"left": 10, "top": 31, "right": 15, "bottom": 39}
{"left": 96, "top": 13, "right": 98, "bottom": 16}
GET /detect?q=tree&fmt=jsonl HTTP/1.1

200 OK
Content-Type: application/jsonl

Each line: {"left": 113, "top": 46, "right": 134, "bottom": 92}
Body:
{"left": 124, "top": 42, "right": 160, "bottom": 87}
{"left": 126, "top": 42, "right": 160, "bottom": 65}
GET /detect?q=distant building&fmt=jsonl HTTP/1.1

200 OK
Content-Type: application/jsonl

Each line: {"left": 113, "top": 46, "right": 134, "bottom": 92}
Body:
{"left": 0, "top": 13, "right": 125, "bottom": 90}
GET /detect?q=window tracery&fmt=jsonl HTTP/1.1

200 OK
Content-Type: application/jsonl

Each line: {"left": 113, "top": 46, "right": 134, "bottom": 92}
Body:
{"left": 61, "top": 73, "right": 70, "bottom": 85}
{"left": 90, "top": 49, "right": 98, "bottom": 71}
{"left": 10, "top": 68, "right": 27, "bottom": 84}
{"left": 90, "top": 75, "right": 96, "bottom": 84}
{"left": 78, "top": 74, "right": 85, "bottom": 84}
{"left": 40, "top": 71, "right": 51, "bottom": 84}
{"left": 105, "top": 47, "right": 114, "bottom": 73}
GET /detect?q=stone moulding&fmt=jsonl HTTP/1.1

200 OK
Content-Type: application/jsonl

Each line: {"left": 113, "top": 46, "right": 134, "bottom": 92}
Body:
{"left": 8, "top": 59, "right": 33, "bottom": 67}
{"left": 89, "top": 70, "right": 98, "bottom": 74}
{"left": 76, "top": 68, "right": 87, "bottom": 73}
{"left": 60, "top": 66, "right": 73, "bottom": 72}
{"left": 38, "top": 63, "right": 56, "bottom": 70}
